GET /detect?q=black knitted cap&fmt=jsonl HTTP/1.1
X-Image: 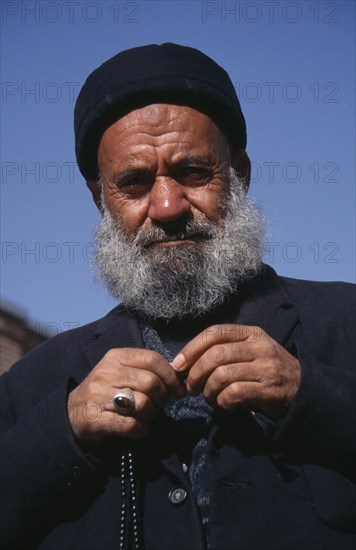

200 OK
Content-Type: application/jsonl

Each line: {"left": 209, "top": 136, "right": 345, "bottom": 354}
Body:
{"left": 74, "top": 43, "right": 247, "bottom": 180}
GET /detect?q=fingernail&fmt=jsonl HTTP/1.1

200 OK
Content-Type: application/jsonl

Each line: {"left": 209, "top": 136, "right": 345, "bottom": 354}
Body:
{"left": 171, "top": 353, "right": 185, "bottom": 370}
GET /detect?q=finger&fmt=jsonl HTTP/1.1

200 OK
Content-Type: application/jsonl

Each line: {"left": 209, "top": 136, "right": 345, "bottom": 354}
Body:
{"left": 215, "top": 381, "right": 262, "bottom": 412}
{"left": 192, "top": 362, "right": 259, "bottom": 402}
{"left": 186, "top": 342, "right": 256, "bottom": 395}
{"left": 108, "top": 367, "right": 170, "bottom": 410}
{"left": 69, "top": 405, "right": 150, "bottom": 442}
{"left": 102, "top": 348, "right": 186, "bottom": 398}
{"left": 171, "top": 324, "right": 265, "bottom": 373}
{"left": 215, "top": 380, "right": 290, "bottom": 420}
{"left": 107, "top": 390, "right": 158, "bottom": 423}
{"left": 99, "top": 412, "right": 150, "bottom": 440}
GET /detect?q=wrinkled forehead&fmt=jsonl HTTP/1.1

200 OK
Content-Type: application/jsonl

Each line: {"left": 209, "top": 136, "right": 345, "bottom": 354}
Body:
{"left": 97, "top": 104, "right": 232, "bottom": 172}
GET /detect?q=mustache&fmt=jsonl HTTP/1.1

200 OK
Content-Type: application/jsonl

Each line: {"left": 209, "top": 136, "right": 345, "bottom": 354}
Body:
{"left": 133, "top": 218, "right": 217, "bottom": 248}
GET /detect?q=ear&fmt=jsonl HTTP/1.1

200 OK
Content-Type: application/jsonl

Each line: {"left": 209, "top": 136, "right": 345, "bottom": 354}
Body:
{"left": 231, "top": 149, "right": 251, "bottom": 192}
{"left": 86, "top": 179, "right": 103, "bottom": 212}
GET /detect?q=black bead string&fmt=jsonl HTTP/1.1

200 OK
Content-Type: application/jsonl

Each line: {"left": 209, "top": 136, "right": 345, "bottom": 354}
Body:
{"left": 128, "top": 450, "right": 140, "bottom": 549}
{"left": 119, "top": 448, "right": 128, "bottom": 550}
{"left": 119, "top": 443, "right": 141, "bottom": 550}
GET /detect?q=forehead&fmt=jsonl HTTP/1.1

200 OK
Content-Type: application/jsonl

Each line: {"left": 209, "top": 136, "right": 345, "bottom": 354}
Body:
{"left": 97, "top": 104, "right": 230, "bottom": 168}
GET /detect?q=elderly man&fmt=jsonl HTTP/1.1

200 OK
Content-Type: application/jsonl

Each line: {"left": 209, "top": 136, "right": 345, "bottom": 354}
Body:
{"left": 1, "top": 44, "right": 355, "bottom": 550}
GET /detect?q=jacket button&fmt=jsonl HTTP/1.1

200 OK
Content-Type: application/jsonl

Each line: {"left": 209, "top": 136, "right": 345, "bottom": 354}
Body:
{"left": 169, "top": 488, "right": 187, "bottom": 505}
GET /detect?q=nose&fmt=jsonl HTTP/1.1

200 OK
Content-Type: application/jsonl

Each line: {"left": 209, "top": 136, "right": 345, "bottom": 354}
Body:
{"left": 147, "top": 178, "right": 191, "bottom": 223}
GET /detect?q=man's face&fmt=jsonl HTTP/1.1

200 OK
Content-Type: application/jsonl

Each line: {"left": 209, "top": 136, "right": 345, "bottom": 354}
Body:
{"left": 93, "top": 103, "right": 264, "bottom": 320}
{"left": 97, "top": 104, "right": 232, "bottom": 241}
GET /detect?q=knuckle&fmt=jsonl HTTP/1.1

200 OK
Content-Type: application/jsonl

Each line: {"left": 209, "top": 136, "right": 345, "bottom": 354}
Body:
{"left": 254, "top": 340, "right": 269, "bottom": 358}
{"left": 232, "top": 324, "right": 249, "bottom": 340}
{"left": 263, "top": 360, "right": 281, "bottom": 383}
{"left": 217, "top": 385, "right": 239, "bottom": 410}
{"left": 225, "top": 382, "right": 241, "bottom": 401}
{"left": 102, "top": 348, "right": 134, "bottom": 370}
{"left": 103, "top": 348, "right": 120, "bottom": 363}
{"left": 214, "top": 364, "right": 231, "bottom": 385}
{"left": 144, "top": 373, "right": 163, "bottom": 396}
{"left": 148, "top": 349, "right": 164, "bottom": 363}
{"left": 247, "top": 326, "right": 266, "bottom": 343}
{"left": 207, "top": 344, "right": 229, "bottom": 365}
{"left": 142, "top": 350, "right": 165, "bottom": 370}
{"left": 201, "top": 324, "right": 221, "bottom": 343}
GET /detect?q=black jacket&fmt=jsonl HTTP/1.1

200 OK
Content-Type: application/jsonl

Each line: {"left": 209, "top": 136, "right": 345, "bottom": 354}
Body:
{"left": 1, "top": 267, "right": 355, "bottom": 549}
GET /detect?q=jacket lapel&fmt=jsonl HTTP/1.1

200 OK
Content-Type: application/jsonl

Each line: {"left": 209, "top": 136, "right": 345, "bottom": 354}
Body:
{"left": 235, "top": 265, "right": 301, "bottom": 347}
{"left": 82, "top": 305, "right": 145, "bottom": 374}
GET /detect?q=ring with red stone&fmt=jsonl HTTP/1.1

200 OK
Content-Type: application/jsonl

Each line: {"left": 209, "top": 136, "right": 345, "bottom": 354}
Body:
{"left": 113, "top": 388, "right": 135, "bottom": 415}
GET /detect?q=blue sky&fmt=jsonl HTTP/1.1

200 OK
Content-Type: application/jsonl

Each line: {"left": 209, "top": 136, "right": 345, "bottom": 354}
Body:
{"left": 1, "top": 0, "right": 355, "bottom": 333}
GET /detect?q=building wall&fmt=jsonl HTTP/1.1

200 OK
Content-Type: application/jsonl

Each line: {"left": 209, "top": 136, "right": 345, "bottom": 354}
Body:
{"left": 0, "top": 304, "right": 47, "bottom": 374}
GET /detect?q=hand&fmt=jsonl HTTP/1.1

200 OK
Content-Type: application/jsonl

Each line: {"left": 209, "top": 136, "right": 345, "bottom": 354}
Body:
{"left": 171, "top": 325, "right": 301, "bottom": 420}
{"left": 68, "top": 348, "right": 185, "bottom": 442}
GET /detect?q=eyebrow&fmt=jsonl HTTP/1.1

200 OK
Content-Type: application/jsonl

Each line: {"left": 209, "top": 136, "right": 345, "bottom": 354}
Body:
{"left": 113, "top": 156, "right": 215, "bottom": 183}
{"left": 171, "top": 155, "right": 214, "bottom": 168}
{"left": 113, "top": 167, "right": 151, "bottom": 184}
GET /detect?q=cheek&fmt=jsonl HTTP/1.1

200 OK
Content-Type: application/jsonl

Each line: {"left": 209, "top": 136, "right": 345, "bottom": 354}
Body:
{"left": 104, "top": 191, "right": 149, "bottom": 235}
{"left": 188, "top": 186, "right": 225, "bottom": 221}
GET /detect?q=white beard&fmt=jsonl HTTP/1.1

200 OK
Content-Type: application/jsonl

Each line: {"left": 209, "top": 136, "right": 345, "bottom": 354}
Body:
{"left": 93, "top": 170, "right": 266, "bottom": 320}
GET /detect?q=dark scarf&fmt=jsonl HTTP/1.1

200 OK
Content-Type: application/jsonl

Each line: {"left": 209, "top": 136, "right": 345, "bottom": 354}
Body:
{"left": 140, "top": 320, "right": 213, "bottom": 548}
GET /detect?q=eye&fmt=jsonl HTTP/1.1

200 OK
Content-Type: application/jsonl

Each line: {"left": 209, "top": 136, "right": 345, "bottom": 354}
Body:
{"left": 179, "top": 166, "right": 212, "bottom": 185}
{"left": 119, "top": 175, "right": 151, "bottom": 194}
{"left": 122, "top": 177, "right": 143, "bottom": 188}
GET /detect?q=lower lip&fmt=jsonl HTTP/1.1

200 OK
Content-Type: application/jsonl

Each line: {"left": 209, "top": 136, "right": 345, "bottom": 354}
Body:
{"left": 156, "top": 239, "right": 194, "bottom": 247}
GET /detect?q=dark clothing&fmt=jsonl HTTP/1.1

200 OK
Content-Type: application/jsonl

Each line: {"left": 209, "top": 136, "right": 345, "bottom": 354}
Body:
{"left": 1, "top": 266, "right": 355, "bottom": 549}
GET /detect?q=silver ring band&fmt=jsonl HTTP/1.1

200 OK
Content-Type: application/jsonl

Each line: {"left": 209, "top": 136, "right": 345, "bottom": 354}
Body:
{"left": 113, "top": 388, "right": 135, "bottom": 415}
